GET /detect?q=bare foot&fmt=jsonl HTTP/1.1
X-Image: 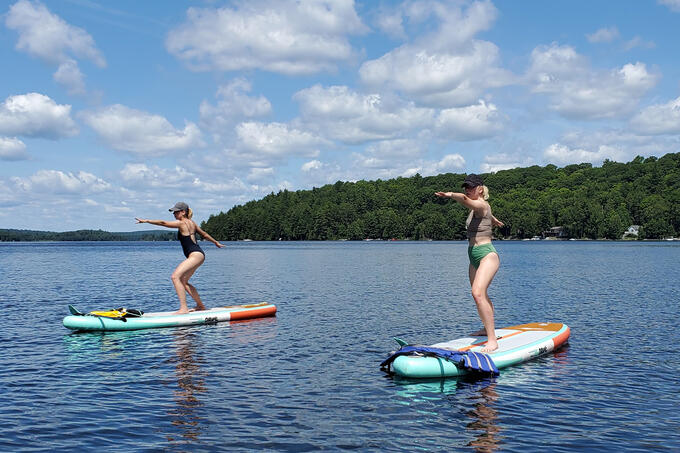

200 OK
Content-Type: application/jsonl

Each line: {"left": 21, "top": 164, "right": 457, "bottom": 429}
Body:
{"left": 470, "top": 329, "right": 487, "bottom": 336}
{"left": 194, "top": 305, "right": 207, "bottom": 311}
{"left": 175, "top": 309, "right": 190, "bottom": 315}
{"left": 480, "top": 340, "right": 498, "bottom": 353}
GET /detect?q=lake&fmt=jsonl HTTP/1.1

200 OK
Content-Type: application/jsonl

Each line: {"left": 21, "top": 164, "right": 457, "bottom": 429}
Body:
{"left": 1, "top": 240, "right": 679, "bottom": 451}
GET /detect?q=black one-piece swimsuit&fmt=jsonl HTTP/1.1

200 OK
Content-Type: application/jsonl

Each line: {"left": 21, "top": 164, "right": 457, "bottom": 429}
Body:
{"left": 178, "top": 231, "right": 204, "bottom": 258}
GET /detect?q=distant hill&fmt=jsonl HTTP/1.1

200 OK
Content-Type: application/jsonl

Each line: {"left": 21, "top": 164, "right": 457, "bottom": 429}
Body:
{"left": 0, "top": 229, "right": 176, "bottom": 242}
{"left": 201, "top": 152, "right": 680, "bottom": 241}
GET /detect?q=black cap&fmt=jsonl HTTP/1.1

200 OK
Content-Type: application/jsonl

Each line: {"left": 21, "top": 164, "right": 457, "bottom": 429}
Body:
{"left": 461, "top": 174, "right": 484, "bottom": 188}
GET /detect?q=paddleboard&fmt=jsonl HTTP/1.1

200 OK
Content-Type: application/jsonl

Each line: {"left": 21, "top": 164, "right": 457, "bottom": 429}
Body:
{"left": 387, "top": 322, "right": 570, "bottom": 378}
{"left": 63, "top": 302, "right": 276, "bottom": 332}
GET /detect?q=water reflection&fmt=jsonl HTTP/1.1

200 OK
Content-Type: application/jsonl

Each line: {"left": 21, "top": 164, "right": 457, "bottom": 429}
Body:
{"left": 392, "top": 376, "right": 502, "bottom": 452}
{"left": 461, "top": 379, "right": 501, "bottom": 453}
{"left": 167, "top": 330, "right": 206, "bottom": 445}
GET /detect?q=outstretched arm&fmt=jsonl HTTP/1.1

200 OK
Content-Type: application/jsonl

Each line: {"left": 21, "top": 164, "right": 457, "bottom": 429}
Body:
{"left": 195, "top": 223, "right": 225, "bottom": 248}
{"left": 135, "top": 218, "right": 181, "bottom": 229}
{"left": 434, "top": 191, "right": 486, "bottom": 212}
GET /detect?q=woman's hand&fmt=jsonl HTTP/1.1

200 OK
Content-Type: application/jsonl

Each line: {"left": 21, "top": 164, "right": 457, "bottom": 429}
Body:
{"left": 434, "top": 191, "right": 454, "bottom": 198}
{"left": 492, "top": 216, "right": 504, "bottom": 227}
{"left": 135, "top": 218, "right": 146, "bottom": 224}
{"left": 215, "top": 242, "right": 225, "bottom": 248}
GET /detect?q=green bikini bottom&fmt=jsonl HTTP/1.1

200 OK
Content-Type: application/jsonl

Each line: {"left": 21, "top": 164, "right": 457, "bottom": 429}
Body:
{"left": 468, "top": 243, "right": 498, "bottom": 269}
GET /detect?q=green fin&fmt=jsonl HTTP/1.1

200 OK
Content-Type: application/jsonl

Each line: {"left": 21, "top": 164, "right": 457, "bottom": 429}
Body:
{"left": 393, "top": 337, "right": 408, "bottom": 346}
{"left": 68, "top": 305, "right": 83, "bottom": 316}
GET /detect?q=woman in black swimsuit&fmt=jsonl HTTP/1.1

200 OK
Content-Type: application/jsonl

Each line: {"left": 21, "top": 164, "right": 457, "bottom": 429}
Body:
{"left": 135, "top": 202, "right": 224, "bottom": 313}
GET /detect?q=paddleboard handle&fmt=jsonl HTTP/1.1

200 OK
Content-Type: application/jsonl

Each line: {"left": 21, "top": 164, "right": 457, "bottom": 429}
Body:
{"left": 393, "top": 337, "right": 408, "bottom": 346}
{"left": 68, "top": 305, "right": 84, "bottom": 316}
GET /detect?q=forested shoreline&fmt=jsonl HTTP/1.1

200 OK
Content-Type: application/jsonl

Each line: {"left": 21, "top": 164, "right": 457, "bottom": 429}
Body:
{"left": 0, "top": 229, "right": 175, "bottom": 242}
{"left": 202, "top": 153, "right": 680, "bottom": 241}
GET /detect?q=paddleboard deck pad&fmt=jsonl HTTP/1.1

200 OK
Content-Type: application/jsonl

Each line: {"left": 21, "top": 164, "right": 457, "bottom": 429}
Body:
{"left": 383, "top": 322, "right": 570, "bottom": 378}
{"left": 63, "top": 302, "right": 276, "bottom": 331}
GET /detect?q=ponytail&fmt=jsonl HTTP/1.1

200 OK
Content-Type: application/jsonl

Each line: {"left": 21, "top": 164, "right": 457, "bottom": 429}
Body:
{"left": 482, "top": 185, "right": 489, "bottom": 201}
{"left": 187, "top": 208, "right": 193, "bottom": 219}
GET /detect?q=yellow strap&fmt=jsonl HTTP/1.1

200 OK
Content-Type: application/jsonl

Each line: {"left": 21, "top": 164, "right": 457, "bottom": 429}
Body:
{"left": 90, "top": 309, "right": 126, "bottom": 318}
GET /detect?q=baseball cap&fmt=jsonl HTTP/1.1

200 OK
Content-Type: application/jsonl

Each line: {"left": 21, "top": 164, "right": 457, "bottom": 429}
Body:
{"left": 169, "top": 202, "right": 189, "bottom": 212}
{"left": 461, "top": 174, "right": 484, "bottom": 188}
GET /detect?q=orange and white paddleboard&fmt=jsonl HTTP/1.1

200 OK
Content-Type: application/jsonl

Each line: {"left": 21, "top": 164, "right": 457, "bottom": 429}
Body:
{"left": 389, "top": 322, "right": 570, "bottom": 378}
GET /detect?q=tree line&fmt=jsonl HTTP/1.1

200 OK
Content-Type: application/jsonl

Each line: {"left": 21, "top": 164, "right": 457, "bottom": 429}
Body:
{"left": 0, "top": 229, "right": 175, "bottom": 242}
{"left": 201, "top": 152, "right": 680, "bottom": 241}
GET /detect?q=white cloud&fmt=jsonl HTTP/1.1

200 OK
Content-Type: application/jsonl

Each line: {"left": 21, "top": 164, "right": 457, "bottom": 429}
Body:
{"left": 543, "top": 143, "right": 627, "bottom": 166}
{"left": 0, "top": 137, "right": 29, "bottom": 161}
{"left": 528, "top": 44, "right": 659, "bottom": 119}
{"left": 294, "top": 85, "right": 434, "bottom": 144}
{"left": 435, "top": 100, "right": 504, "bottom": 140}
{"left": 199, "top": 79, "right": 272, "bottom": 133}
{"left": 6, "top": 0, "right": 105, "bottom": 93}
{"left": 301, "top": 159, "right": 323, "bottom": 172}
{"left": 12, "top": 169, "right": 111, "bottom": 194}
{"left": 0, "top": 93, "right": 78, "bottom": 139}
{"left": 359, "top": 0, "right": 512, "bottom": 107}
{"left": 53, "top": 59, "right": 86, "bottom": 95}
{"left": 81, "top": 105, "right": 203, "bottom": 155}
{"left": 659, "top": 0, "right": 680, "bottom": 12}
{"left": 623, "top": 36, "right": 656, "bottom": 51}
{"left": 630, "top": 96, "right": 680, "bottom": 135}
{"left": 400, "top": 153, "right": 466, "bottom": 177}
{"left": 246, "top": 167, "right": 275, "bottom": 183}
{"left": 166, "top": 0, "right": 367, "bottom": 75}
{"left": 235, "top": 121, "right": 325, "bottom": 160}
{"left": 480, "top": 153, "right": 534, "bottom": 173}
{"left": 586, "top": 27, "right": 620, "bottom": 43}
{"left": 120, "top": 163, "right": 194, "bottom": 188}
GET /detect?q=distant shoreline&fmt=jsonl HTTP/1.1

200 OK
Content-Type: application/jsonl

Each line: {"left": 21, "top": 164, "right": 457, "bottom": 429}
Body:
{"left": 0, "top": 229, "right": 175, "bottom": 242}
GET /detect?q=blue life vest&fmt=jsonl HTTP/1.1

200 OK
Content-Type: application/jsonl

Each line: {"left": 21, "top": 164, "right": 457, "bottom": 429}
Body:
{"left": 380, "top": 345, "right": 499, "bottom": 376}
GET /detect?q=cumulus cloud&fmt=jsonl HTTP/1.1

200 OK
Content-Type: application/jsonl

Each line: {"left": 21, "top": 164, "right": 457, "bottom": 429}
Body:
{"left": 359, "top": 0, "right": 512, "bottom": 107}
{"left": 0, "top": 93, "right": 78, "bottom": 139}
{"left": 120, "top": 163, "right": 194, "bottom": 188}
{"left": 527, "top": 43, "right": 659, "bottom": 119}
{"left": 6, "top": 0, "right": 105, "bottom": 93}
{"left": 301, "top": 159, "right": 324, "bottom": 172}
{"left": 480, "top": 153, "right": 534, "bottom": 173}
{"left": 81, "top": 105, "right": 203, "bottom": 155}
{"left": 53, "top": 59, "right": 86, "bottom": 95}
{"left": 235, "top": 121, "right": 325, "bottom": 161}
{"left": 630, "top": 96, "right": 680, "bottom": 135}
{"left": 166, "top": 0, "right": 367, "bottom": 75}
{"left": 246, "top": 167, "right": 275, "bottom": 183}
{"left": 294, "top": 85, "right": 434, "bottom": 144}
{"left": 400, "top": 153, "right": 466, "bottom": 177}
{"left": 586, "top": 27, "right": 620, "bottom": 43}
{"left": 0, "top": 137, "right": 29, "bottom": 161}
{"left": 200, "top": 79, "right": 272, "bottom": 133}
{"left": 435, "top": 100, "right": 504, "bottom": 140}
{"left": 543, "top": 143, "right": 627, "bottom": 166}
{"left": 12, "top": 169, "right": 111, "bottom": 194}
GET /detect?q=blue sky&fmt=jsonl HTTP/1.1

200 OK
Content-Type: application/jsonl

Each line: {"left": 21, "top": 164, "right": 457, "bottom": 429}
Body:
{"left": 1, "top": 0, "right": 680, "bottom": 231}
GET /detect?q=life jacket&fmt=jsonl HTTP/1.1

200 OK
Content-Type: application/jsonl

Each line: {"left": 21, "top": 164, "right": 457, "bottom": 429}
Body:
{"left": 87, "top": 307, "right": 144, "bottom": 321}
{"left": 380, "top": 345, "right": 499, "bottom": 376}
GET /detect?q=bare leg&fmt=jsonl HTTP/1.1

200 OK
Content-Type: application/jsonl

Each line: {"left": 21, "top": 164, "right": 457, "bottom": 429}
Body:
{"left": 470, "top": 252, "right": 500, "bottom": 353}
{"left": 171, "top": 253, "right": 205, "bottom": 314}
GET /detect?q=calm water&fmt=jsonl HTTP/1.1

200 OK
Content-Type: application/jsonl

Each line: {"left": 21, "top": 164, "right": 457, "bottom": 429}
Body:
{"left": 1, "top": 240, "right": 679, "bottom": 452}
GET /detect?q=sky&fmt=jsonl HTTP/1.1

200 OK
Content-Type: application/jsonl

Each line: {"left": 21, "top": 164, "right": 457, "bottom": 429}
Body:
{"left": 1, "top": 0, "right": 680, "bottom": 232}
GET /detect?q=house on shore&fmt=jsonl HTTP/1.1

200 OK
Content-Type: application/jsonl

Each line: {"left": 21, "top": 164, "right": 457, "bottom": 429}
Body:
{"left": 543, "top": 226, "right": 568, "bottom": 239}
{"left": 622, "top": 225, "right": 640, "bottom": 240}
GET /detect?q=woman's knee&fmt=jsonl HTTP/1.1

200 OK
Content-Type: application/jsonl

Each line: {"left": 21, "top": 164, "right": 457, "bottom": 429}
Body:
{"left": 471, "top": 287, "right": 486, "bottom": 302}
